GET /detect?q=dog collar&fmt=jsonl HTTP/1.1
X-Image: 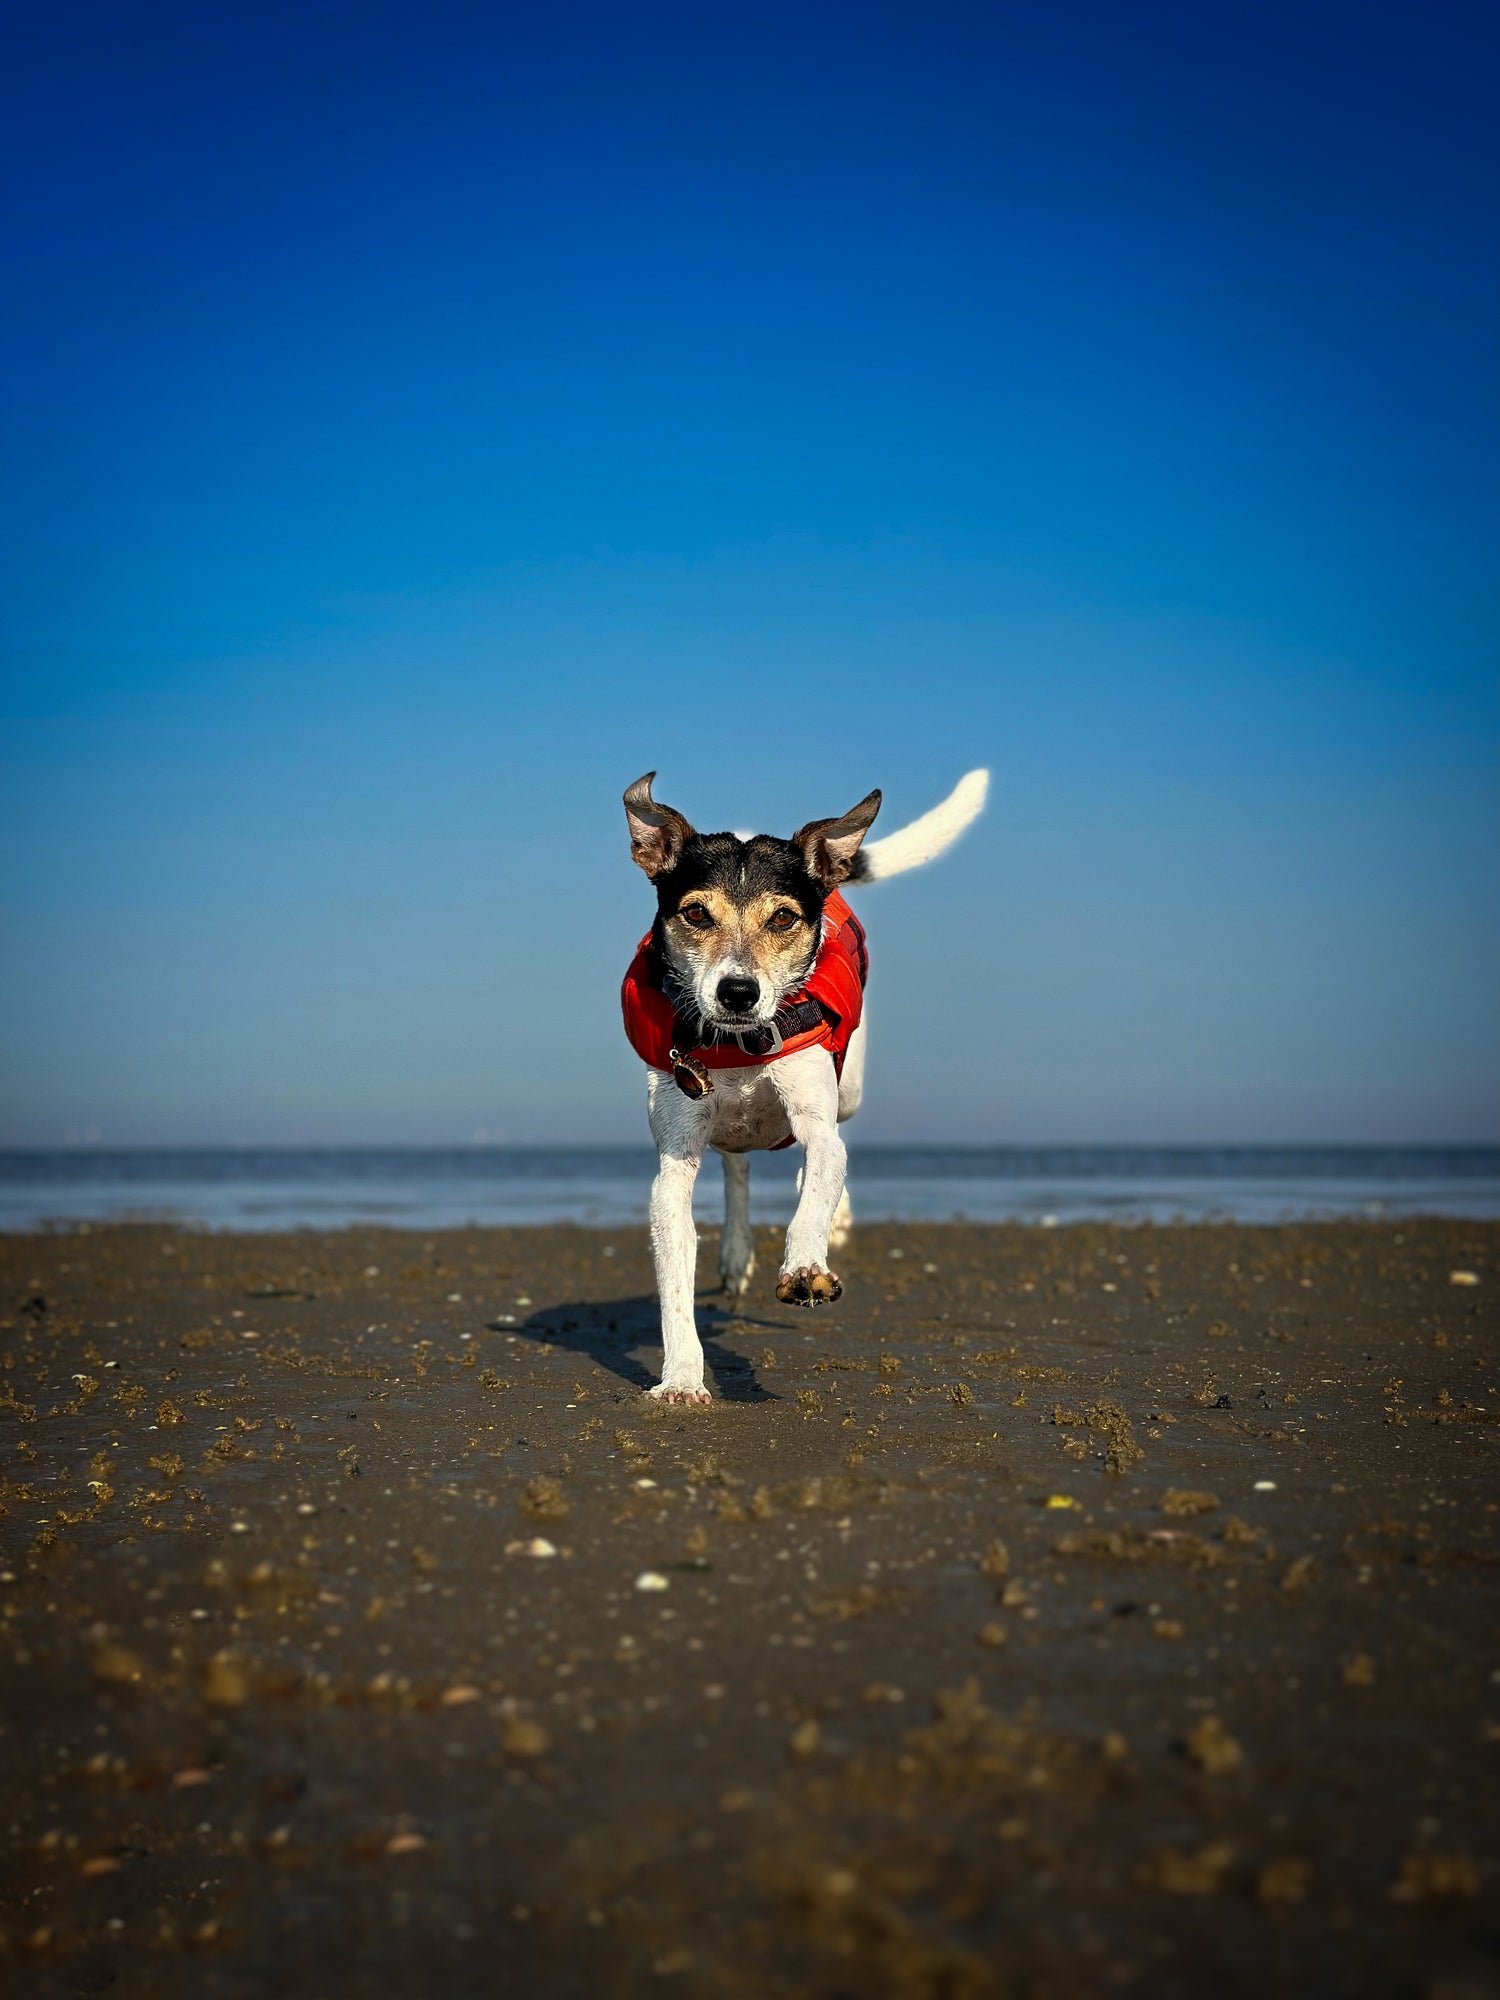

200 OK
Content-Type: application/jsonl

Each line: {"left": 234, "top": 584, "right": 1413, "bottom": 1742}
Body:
{"left": 670, "top": 993, "right": 827, "bottom": 1063}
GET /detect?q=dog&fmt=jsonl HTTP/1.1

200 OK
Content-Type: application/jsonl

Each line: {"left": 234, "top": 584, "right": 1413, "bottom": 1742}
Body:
{"left": 621, "top": 769, "right": 988, "bottom": 1403}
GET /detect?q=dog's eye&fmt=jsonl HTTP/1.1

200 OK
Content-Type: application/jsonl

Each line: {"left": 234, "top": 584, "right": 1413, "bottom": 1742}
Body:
{"left": 766, "top": 908, "right": 800, "bottom": 933}
{"left": 679, "top": 903, "right": 714, "bottom": 929}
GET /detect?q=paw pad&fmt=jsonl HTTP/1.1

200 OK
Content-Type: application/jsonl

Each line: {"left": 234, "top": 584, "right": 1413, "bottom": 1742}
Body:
{"left": 775, "top": 1266, "right": 843, "bottom": 1308}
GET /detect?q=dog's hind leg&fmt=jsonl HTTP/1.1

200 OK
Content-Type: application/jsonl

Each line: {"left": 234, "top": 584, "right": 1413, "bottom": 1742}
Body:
{"left": 836, "top": 1016, "right": 867, "bottom": 1123}
{"left": 829, "top": 1015, "right": 863, "bottom": 1250}
{"left": 717, "top": 1151, "right": 755, "bottom": 1298}
{"left": 829, "top": 1184, "right": 853, "bottom": 1251}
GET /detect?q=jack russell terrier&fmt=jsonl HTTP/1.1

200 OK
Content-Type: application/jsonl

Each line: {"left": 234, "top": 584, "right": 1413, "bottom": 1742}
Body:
{"left": 621, "top": 769, "right": 988, "bottom": 1403}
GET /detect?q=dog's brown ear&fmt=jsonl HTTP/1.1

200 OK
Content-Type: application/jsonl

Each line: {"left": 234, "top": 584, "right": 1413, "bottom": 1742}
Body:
{"left": 794, "top": 788, "right": 882, "bottom": 888}
{"left": 624, "top": 772, "right": 696, "bottom": 878}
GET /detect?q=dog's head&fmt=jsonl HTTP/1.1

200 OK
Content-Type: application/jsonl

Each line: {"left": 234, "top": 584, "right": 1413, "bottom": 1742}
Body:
{"left": 624, "top": 774, "right": 881, "bottom": 1031}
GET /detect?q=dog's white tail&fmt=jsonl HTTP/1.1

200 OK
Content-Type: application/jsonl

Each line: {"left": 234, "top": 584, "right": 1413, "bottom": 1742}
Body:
{"left": 852, "top": 768, "right": 988, "bottom": 883}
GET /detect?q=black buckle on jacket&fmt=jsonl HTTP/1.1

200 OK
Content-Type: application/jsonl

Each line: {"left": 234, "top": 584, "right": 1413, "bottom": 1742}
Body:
{"left": 728, "top": 1018, "right": 784, "bottom": 1057}
{"left": 731, "top": 996, "right": 825, "bottom": 1056}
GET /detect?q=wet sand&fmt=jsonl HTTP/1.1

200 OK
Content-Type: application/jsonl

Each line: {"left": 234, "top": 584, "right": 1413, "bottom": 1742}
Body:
{"left": 1, "top": 1217, "right": 1496, "bottom": 1999}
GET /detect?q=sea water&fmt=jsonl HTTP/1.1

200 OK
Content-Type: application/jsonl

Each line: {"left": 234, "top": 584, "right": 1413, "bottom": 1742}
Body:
{"left": 1, "top": 1146, "right": 1496, "bottom": 1232}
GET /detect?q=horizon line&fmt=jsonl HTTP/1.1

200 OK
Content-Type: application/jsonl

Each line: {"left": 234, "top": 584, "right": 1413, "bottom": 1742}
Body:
{"left": 4, "top": 1140, "right": 1498, "bottom": 1156}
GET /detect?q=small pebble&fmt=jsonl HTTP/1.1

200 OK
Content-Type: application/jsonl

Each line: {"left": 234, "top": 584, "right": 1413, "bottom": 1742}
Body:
{"left": 787, "top": 1717, "right": 821, "bottom": 1758}
{"left": 1186, "top": 1713, "right": 1244, "bottom": 1776}
{"left": 502, "top": 1716, "right": 550, "bottom": 1757}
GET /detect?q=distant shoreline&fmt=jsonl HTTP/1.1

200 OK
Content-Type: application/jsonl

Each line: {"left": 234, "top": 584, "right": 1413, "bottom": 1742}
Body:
{"left": 5, "top": 1143, "right": 1496, "bottom": 1157}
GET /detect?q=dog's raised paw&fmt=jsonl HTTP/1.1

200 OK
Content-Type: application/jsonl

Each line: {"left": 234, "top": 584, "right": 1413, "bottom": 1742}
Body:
{"left": 647, "top": 1383, "right": 713, "bottom": 1405}
{"left": 775, "top": 1266, "right": 843, "bottom": 1308}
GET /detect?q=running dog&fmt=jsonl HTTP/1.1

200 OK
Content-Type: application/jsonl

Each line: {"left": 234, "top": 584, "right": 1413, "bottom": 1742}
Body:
{"left": 621, "top": 769, "right": 988, "bottom": 1402}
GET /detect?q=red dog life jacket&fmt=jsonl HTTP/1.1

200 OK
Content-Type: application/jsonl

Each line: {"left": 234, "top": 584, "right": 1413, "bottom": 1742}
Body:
{"left": 622, "top": 889, "right": 868, "bottom": 1079}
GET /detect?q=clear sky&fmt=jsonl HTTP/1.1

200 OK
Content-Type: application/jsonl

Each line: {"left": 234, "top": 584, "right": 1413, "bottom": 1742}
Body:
{"left": 2, "top": 0, "right": 1497, "bottom": 1146}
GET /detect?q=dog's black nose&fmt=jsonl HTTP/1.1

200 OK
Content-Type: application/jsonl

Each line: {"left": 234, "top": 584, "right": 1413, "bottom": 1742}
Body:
{"left": 716, "top": 975, "right": 760, "bottom": 1016}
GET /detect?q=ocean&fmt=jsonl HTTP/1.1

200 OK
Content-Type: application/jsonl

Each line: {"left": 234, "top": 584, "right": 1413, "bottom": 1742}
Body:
{"left": 1, "top": 1146, "right": 1497, "bottom": 1233}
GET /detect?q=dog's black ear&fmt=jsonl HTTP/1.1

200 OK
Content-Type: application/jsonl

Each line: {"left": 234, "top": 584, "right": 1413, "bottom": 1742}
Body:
{"left": 794, "top": 788, "right": 882, "bottom": 888}
{"left": 624, "top": 772, "right": 696, "bottom": 878}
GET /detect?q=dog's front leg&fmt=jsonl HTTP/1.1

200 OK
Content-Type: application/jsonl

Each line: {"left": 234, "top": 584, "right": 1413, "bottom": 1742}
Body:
{"left": 645, "top": 1072, "right": 713, "bottom": 1403}
{"left": 770, "top": 1048, "right": 846, "bottom": 1308}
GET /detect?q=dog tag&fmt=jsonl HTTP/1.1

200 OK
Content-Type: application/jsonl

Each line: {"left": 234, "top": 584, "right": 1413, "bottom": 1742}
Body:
{"left": 669, "top": 1048, "right": 712, "bottom": 1100}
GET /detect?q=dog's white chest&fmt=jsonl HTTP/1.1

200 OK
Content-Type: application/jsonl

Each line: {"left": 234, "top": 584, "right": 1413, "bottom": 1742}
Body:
{"left": 704, "top": 1064, "right": 793, "bottom": 1152}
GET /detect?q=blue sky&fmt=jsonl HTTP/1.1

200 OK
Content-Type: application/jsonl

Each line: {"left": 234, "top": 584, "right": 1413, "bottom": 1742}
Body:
{"left": 2, "top": 0, "right": 1496, "bottom": 1145}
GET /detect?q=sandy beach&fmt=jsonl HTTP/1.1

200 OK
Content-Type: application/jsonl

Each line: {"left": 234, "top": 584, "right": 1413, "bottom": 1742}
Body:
{"left": 1, "top": 1217, "right": 1496, "bottom": 1998}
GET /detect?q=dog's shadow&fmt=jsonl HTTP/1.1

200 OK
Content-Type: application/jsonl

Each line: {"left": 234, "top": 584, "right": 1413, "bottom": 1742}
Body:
{"left": 496, "top": 1293, "right": 778, "bottom": 1402}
